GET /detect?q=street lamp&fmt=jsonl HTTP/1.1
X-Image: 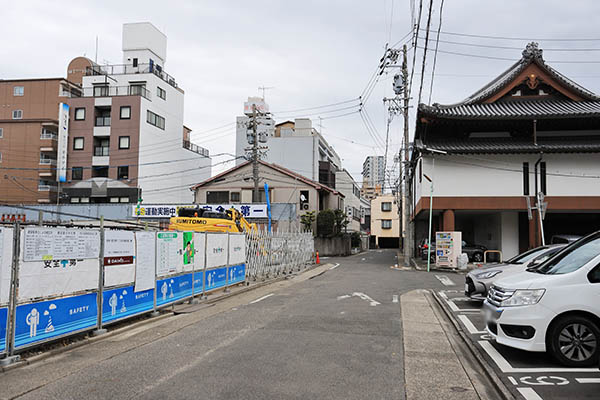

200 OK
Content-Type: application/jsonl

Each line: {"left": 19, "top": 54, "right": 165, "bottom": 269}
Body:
{"left": 422, "top": 147, "right": 447, "bottom": 272}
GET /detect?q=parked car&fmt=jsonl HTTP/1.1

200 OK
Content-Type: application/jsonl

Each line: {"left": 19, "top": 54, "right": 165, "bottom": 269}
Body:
{"left": 462, "top": 241, "right": 487, "bottom": 262}
{"left": 550, "top": 234, "right": 582, "bottom": 244}
{"left": 484, "top": 231, "right": 600, "bottom": 367}
{"left": 465, "top": 244, "right": 565, "bottom": 300}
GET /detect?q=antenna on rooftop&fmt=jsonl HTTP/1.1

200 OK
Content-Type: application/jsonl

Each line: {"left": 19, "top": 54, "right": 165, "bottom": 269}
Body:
{"left": 258, "top": 86, "right": 274, "bottom": 101}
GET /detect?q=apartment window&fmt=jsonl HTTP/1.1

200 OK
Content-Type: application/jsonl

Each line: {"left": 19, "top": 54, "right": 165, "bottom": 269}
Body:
{"left": 92, "top": 166, "right": 109, "bottom": 178}
{"left": 130, "top": 84, "right": 145, "bottom": 96}
{"left": 110, "top": 197, "right": 119, "bottom": 203}
{"left": 95, "top": 108, "right": 111, "bottom": 126}
{"left": 540, "top": 162, "right": 547, "bottom": 195}
{"left": 120, "top": 106, "right": 131, "bottom": 119}
{"left": 382, "top": 220, "right": 392, "bottom": 229}
{"left": 157, "top": 86, "right": 166, "bottom": 100}
{"left": 73, "top": 137, "right": 84, "bottom": 150}
{"left": 117, "top": 166, "right": 129, "bottom": 180}
{"left": 94, "top": 138, "right": 109, "bottom": 156}
{"left": 93, "top": 85, "right": 109, "bottom": 97}
{"left": 0, "top": 128, "right": 3, "bottom": 138}
{"left": 381, "top": 202, "right": 392, "bottom": 211}
{"left": 132, "top": 58, "right": 138, "bottom": 67}
{"left": 74, "top": 108, "right": 86, "bottom": 120}
{"left": 70, "top": 197, "right": 80, "bottom": 203}
{"left": 523, "top": 162, "right": 529, "bottom": 196}
{"left": 71, "top": 167, "right": 83, "bottom": 181}
{"left": 13, "top": 86, "right": 24, "bottom": 96}
{"left": 207, "top": 191, "right": 229, "bottom": 203}
{"left": 120, "top": 197, "right": 129, "bottom": 203}
{"left": 12, "top": 110, "right": 22, "bottom": 120}
{"left": 147, "top": 110, "right": 165, "bottom": 130}
{"left": 119, "top": 136, "right": 130, "bottom": 149}
{"left": 230, "top": 192, "right": 240, "bottom": 203}
{"left": 80, "top": 197, "right": 90, "bottom": 203}
{"left": 0, "top": 152, "right": 2, "bottom": 163}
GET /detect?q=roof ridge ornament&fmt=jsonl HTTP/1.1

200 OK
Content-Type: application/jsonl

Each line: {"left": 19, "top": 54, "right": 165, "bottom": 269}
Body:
{"left": 523, "top": 42, "right": 543, "bottom": 61}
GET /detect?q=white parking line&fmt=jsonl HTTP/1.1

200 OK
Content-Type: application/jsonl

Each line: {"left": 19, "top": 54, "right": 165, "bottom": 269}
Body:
{"left": 458, "top": 315, "right": 486, "bottom": 334}
{"left": 576, "top": 378, "right": 600, "bottom": 384}
{"left": 249, "top": 293, "right": 274, "bottom": 304}
{"left": 435, "top": 275, "right": 456, "bottom": 286}
{"left": 478, "top": 341, "right": 599, "bottom": 373}
{"left": 329, "top": 263, "right": 340, "bottom": 270}
{"left": 517, "top": 387, "right": 544, "bottom": 400}
{"left": 438, "top": 291, "right": 448, "bottom": 300}
{"left": 392, "top": 295, "right": 398, "bottom": 303}
{"left": 507, "top": 376, "right": 518, "bottom": 386}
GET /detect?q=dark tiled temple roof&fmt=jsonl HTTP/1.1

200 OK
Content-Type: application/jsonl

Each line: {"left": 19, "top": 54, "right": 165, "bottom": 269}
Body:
{"left": 419, "top": 100, "right": 600, "bottom": 120}
{"left": 419, "top": 136, "right": 600, "bottom": 154}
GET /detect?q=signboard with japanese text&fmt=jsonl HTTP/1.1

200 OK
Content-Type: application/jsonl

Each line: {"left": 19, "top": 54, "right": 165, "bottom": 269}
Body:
{"left": 103, "top": 230, "right": 135, "bottom": 288}
{"left": 156, "top": 273, "right": 192, "bottom": 307}
{"left": 57, "top": 102, "right": 69, "bottom": 183}
{"left": 156, "top": 232, "right": 183, "bottom": 276}
{"left": 205, "top": 266, "right": 227, "bottom": 291}
{"left": 0, "top": 307, "right": 7, "bottom": 353}
{"left": 102, "top": 285, "right": 154, "bottom": 324}
{"left": 0, "top": 227, "right": 13, "bottom": 305}
{"left": 228, "top": 234, "right": 246, "bottom": 265}
{"left": 134, "top": 232, "right": 156, "bottom": 292}
{"left": 206, "top": 233, "right": 228, "bottom": 268}
{"left": 132, "top": 204, "right": 268, "bottom": 219}
{"left": 22, "top": 227, "right": 99, "bottom": 262}
{"left": 227, "top": 264, "right": 245, "bottom": 286}
{"left": 14, "top": 292, "right": 97, "bottom": 349}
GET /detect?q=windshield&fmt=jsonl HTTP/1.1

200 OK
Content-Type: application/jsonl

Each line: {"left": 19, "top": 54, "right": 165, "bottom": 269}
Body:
{"left": 536, "top": 233, "right": 600, "bottom": 275}
{"left": 506, "top": 246, "right": 549, "bottom": 264}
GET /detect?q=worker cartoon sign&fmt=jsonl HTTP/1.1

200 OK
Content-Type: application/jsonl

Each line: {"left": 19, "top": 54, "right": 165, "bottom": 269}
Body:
{"left": 14, "top": 293, "right": 97, "bottom": 349}
{"left": 183, "top": 232, "right": 194, "bottom": 265}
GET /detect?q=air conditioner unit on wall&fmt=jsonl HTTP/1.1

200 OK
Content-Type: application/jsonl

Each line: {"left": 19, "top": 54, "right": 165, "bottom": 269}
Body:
{"left": 301, "top": 203, "right": 309, "bottom": 210}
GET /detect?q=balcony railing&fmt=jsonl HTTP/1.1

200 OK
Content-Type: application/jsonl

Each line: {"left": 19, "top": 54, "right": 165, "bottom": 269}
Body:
{"left": 39, "top": 158, "right": 57, "bottom": 165}
{"left": 40, "top": 129, "right": 58, "bottom": 140}
{"left": 80, "top": 85, "right": 151, "bottom": 100}
{"left": 86, "top": 63, "right": 178, "bottom": 88}
{"left": 95, "top": 116, "right": 111, "bottom": 127}
{"left": 183, "top": 140, "right": 210, "bottom": 157}
{"left": 94, "top": 147, "right": 109, "bottom": 156}
{"left": 38, "top": 183, "right": 57, "bottom": 192}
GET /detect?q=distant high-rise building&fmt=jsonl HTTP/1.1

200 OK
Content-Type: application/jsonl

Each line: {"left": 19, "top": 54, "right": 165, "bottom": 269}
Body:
{"left": 361, "top": 155, "right": 384, "bottom": 200}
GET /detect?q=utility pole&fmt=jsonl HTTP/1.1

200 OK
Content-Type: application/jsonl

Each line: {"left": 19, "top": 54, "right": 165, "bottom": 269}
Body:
{"left": 251, "top": 104, "right": 260, "bottom": 203}
{"left": 401, "top": 44, "right": 411, "bottom": 267}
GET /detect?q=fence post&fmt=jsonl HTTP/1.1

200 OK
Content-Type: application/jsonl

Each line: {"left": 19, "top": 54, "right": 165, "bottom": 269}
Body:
{"left": 224, "top": 233, "right": 231, "bottom": 293}
{"left": 189, "top": 232, "right": 200, "bottom": 304}
{"left": 92, "top": 216, "right": 107, "bottom": 336}
{"left": 201, "top": 233, "right": 208, "bottom": 299}
{"left": 150, "top": 231, "right": 160, "bottom": 317}
{"left": 1, "top": 222, "right": 21, "bottom": 365}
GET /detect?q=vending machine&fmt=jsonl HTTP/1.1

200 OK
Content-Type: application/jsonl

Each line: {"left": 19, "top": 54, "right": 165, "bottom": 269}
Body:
{"left": 435, "top": 231, "right": 462, "bottom": 269}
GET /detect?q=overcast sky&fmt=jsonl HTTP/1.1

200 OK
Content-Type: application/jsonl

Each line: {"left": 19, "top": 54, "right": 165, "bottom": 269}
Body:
{"left": 3, "top": 0, "right": 600, "bottom": 185}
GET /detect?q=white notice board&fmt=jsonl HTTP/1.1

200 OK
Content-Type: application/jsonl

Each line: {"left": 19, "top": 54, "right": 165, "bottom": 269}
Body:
{"left": 134, "top": 232, "right": 156, "bottom": 292}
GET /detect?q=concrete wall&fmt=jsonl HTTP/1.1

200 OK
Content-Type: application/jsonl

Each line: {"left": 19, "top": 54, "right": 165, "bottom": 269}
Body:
{"left": 500, "top": 211, "right": 519, "bottom": 260}
{"left": 315, "top": 236, "right": 351, "bottom": 257}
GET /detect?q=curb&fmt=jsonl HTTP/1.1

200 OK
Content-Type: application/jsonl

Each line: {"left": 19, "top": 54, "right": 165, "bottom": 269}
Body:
{"left": 431, "top": 290, "right": 515, "bottom": 400}
{"left": 2, "top": 263, "right": 325, "bottom": 373}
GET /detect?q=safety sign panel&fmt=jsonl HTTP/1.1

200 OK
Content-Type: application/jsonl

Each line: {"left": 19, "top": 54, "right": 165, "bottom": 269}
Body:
{"left": 14, "top": 293, "right": 97, "bottom": 349}
{"left": 228, "top": 264, "right": 246, "bottom": 285}
{"left": 205, "top": 267, "right": 228, "bottom": 291}
{"left": 156, "top": 273, "right": 193, "bottom": 307}
{"left": 102, "top": 286, "right": 154, "bottom": 324}
{"left": 0, "top": 307, "right": 7, "bottom": 353}
{"left": 193, "top": 271, "right": 204, "bottom": 292}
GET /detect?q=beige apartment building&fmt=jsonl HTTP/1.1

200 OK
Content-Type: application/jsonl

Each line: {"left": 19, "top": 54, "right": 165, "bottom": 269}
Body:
{"left": 370, "top": 194, "right": 399, "bottom": 248}
{"left": 0, "top": 78, "right": 80, "bottom": 203}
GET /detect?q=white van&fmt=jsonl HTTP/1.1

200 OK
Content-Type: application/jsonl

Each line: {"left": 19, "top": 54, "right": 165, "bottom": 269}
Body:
{"left": 484, "top": 232, "right": 600, "bottom": 367}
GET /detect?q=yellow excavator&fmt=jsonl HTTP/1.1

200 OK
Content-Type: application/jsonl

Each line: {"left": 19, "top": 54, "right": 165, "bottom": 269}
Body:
{"left": 168, "top": 207, "right": 257, "bottom": 233}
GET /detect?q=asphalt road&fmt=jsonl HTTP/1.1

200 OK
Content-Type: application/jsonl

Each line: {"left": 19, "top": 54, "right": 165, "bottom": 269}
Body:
{"left": 0, "top": 249, "right": 447, "bottom": 400}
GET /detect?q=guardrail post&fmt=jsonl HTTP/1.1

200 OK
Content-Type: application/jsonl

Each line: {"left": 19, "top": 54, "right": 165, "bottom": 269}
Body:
{"left": 150, "top": 231, "right": 160, "bottom": 317}
{"left": 224, "top": 233, "right": 231, "bottom": 293}
{"left": 92, "top": 216, "right": 107, "bottom": 336}
{"left": 1, "top": 222, "right": 22, "bottom": 366}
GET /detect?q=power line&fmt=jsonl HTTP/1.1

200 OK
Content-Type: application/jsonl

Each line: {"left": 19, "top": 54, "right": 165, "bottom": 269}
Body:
{"left": 428, "top": 0, "right": 444, "bottom": 105}
{"left": 417, "top": 0, "right": 435, "bottom": 105}
{"left": 422, "top": 29, "right": 600, "bottom": 42}
{"left": 418, "top": 36, "right": 600, "bottom": 52}
{"left": 270, "top": 98, "right": 360, "bottom": 114}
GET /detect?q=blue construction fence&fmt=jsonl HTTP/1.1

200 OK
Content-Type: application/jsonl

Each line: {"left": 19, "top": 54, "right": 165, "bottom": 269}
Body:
{"left": 0, "top": 226, "right": 246, "bottom": 356}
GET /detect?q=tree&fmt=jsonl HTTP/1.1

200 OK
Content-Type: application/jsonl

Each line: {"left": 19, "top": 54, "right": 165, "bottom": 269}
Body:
{"left": 300, "top": 211, "right": 316, "bottom": 232}
{"left": 333, "top": 209, "right": 349, "bottom": 235}
{"left": 316, "top": 209, "right": 335, "bottom": 237}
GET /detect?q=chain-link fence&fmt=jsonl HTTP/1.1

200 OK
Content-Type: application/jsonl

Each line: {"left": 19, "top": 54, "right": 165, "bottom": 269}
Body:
{"left": 246, "top": 228, "right": 314, "bottom": 280}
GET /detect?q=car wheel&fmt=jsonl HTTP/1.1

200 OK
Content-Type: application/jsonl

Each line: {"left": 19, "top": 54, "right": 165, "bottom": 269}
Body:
{"left": 548, "top": 315, "right": 599, "bottom": 367}
{"left": 473, "top": 253, "right": 483, "bottom": 262}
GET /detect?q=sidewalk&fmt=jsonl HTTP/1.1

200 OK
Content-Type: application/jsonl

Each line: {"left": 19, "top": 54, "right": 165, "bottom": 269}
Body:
{"left": 401, "top": 290, "right": 504, "bottom": 400}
